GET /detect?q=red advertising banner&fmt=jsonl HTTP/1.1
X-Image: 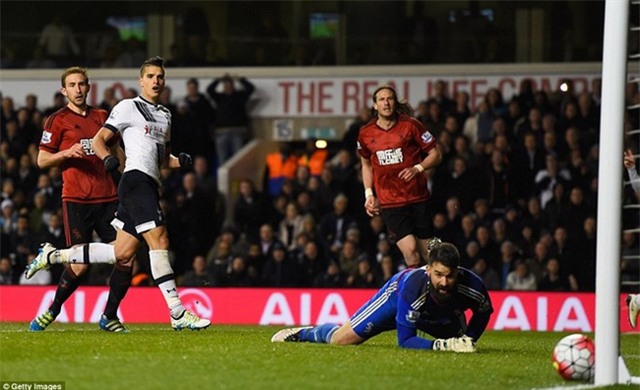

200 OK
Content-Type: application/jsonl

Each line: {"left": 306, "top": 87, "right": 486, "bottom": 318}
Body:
{"left": 0, "top": 286, "right": 634, "bottom": 333}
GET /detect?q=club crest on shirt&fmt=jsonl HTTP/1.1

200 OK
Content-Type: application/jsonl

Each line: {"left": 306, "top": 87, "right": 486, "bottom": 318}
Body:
{"left": 421, "top": 131, "right": 433, "bottom": 144}
{"left": 41, "top": 131, "right": 52, "bottom": 144}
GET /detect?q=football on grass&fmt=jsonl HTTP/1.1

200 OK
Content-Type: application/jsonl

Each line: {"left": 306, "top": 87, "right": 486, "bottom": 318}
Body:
{"left": 552, "top": 333, "right": 595, "bottom": 381}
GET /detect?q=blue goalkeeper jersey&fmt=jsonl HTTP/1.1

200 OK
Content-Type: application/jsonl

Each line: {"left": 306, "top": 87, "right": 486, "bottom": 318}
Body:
{"left": 349, "top": 266, "right": 493, "bottom": 349}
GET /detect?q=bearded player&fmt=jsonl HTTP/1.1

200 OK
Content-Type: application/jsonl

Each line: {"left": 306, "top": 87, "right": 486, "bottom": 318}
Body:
{"left": 271, "top": 240, "right": 493, "bottom": 352}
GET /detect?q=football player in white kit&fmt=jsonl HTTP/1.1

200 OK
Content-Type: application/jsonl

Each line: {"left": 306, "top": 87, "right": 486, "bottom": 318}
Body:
{"left": 27, "top": 57, "right": 210, "bottom": 330}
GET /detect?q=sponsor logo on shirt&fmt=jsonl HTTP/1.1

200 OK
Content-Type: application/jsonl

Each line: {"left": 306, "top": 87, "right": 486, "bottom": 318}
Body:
{"left": 144, "top": 124, "right": 166, "bottom": 138}
{"left": 376, "top": 148, "right": 403, "bottom": 165}
{"left": 41, "top": 131, "right": 52, "bottom": 144}
{"left": 109, "top": 110, "right": 118, "bottom": 119}
{"left": 80, "top": 139, "right": 94, "bottom": 155}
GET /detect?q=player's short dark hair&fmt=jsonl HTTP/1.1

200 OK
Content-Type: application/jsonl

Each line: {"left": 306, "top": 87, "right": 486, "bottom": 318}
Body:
{"left": 427, "top": 242, "right": 460, "bottom": 269}
{"left": 139, "top": 56, "right": 165, "bottom": 76}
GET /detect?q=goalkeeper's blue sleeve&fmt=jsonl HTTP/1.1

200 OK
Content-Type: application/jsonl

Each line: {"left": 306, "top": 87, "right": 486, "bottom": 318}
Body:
{"left": 395, "top": 284, "right": 434, "bottom": 350}
{"left": 397, "top": 322, "right": 434, "bottom": 349}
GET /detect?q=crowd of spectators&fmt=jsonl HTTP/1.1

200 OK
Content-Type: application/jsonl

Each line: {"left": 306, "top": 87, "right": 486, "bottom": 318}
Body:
{"left": 3, "top": 1, "right": 610, "bottom": 70}
{"left": 1, "top": 77, "right": 638, "bottom": 293}
{"left": 2, "top": 10, "right": 486, "bottom": 69}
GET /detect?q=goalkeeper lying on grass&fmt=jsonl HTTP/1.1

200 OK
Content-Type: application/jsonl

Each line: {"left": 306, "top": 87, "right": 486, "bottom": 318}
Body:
{"left": 272, "top": 241, "right": 493, "bottom": 352}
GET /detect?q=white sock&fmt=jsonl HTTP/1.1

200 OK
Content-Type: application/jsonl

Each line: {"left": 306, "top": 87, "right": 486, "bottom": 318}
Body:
{"left": 149, "top": 249, "right": 184, "bottom": 318}
{"left": 635, "top": 294, "right": 640, "bottom": 306}
{"left": 56, "top": 243, "right": 115, "bottom": 264}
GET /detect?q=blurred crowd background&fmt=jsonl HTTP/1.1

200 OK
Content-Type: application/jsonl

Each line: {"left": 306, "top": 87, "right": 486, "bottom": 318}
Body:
{"left": 0, "top": 1, "right": 625, "bottom": 69}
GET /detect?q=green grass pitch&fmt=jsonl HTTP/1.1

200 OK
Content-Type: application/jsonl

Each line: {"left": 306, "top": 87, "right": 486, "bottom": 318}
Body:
{"left": 0, "top": 322, "right": 638, "bottom": 390}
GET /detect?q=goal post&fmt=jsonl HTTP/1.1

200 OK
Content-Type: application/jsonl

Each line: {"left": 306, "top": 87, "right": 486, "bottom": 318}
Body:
{"left": 595, "top": 0, "right": 630, "bottom": 386}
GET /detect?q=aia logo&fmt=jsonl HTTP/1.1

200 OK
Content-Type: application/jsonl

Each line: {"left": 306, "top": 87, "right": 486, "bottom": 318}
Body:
{"left": 179, "top": 288, "right": 213, "bottom": 320}
{"left": 144, "top": 124, "right": 166, "bottom": 138}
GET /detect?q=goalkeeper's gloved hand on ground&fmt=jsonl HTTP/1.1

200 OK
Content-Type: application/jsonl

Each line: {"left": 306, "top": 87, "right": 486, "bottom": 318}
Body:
{"left": 432, "top": 335, "right": 476, "bottom": 353}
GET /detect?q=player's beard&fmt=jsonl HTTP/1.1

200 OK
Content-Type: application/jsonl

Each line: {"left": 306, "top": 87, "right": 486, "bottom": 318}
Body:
{"left": 429, "top": 282, "right": 455, "bottom": 304}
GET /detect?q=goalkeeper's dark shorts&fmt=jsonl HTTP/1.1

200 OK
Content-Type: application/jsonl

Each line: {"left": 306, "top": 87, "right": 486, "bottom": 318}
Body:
{"left": 380, "top": 199, "right": 433, "bottom": 244}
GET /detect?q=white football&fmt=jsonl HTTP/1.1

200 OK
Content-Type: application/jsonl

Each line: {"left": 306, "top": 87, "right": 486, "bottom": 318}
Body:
{"left": 552, "top": 333, "right": 595, "bottom": 381}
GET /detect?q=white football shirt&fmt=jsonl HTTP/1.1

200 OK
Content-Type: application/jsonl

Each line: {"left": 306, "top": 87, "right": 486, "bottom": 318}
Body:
{"left": 104, "top": 96, "right": 172, "bottom": 185}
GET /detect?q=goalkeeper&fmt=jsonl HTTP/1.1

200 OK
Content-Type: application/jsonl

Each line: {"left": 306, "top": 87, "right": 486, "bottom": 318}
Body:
{"left": 272, "top": 240, "right": 493, "bottom": 352}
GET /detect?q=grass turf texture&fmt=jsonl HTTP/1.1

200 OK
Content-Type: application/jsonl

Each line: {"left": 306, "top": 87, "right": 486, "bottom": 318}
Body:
{"left": 0, "top": 323, "right": 638, "bottom": 390}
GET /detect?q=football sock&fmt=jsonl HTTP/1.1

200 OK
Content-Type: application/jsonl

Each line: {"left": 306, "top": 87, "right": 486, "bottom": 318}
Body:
{"left": 300, "top": 324, "right": 339, "bottom": 343}
{"left": 149, "top": 249, "right": 184, "bottom": 318}
{"left": 102, "top": 263, "right": 133, "bottom": 319}
{"left": 48, "top": 266, "right": 80, "bottom": 317}
{"left": 55, "top": 243, "right": 115, "bottom": 264}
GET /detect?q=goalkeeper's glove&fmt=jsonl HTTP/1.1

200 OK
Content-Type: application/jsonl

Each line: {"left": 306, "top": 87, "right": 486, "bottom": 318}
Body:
{"left": 103, "top": 155, "right": 119, "bottom": 172}
{"left": 432, "top": 335, "right": 476, "bottom": 353}
{"left": 178, "top": 152, "right": 193, "bottom": 171}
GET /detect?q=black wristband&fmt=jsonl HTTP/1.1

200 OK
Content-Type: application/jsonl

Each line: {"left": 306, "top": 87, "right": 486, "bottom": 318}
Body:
{"left": 104, "top": 155, "right": 119, "bottom": 172}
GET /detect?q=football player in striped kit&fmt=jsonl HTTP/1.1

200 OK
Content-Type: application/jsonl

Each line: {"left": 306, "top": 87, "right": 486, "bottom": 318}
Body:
{"left": 27, "top": 57, "right": 210, "bottom": 331}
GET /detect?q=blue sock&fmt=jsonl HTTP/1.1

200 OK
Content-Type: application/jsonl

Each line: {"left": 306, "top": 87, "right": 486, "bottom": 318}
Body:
{"left": 300, "top": 324, "right": 339, "bottom": 343}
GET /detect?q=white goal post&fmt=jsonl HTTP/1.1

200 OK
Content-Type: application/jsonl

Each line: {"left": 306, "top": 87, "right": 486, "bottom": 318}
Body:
{"left": 595, "top": 0, "right": 638, "bottom": 386}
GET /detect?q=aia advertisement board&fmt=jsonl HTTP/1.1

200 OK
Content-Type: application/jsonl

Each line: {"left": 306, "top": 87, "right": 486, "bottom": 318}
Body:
{"left": 0, "top": 286, "right": 634, "bottom": 333}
